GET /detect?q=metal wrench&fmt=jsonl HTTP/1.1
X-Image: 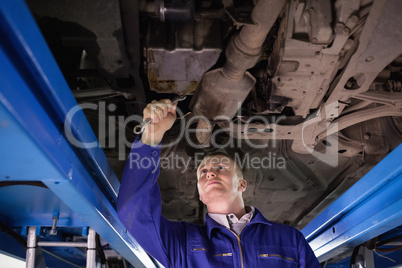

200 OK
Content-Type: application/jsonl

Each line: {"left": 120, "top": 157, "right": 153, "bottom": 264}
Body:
{"left": 133, "top": 95, "right": 187, "bottom": 134}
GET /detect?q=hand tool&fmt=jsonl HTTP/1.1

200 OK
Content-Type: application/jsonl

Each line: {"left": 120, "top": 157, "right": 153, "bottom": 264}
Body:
{"left": 133, "top": 95, "right": 187, "bottom": 134}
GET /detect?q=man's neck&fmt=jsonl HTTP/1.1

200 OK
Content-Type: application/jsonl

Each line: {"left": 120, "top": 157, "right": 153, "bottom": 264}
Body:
{"left": 207, "top": 199, "right": 246, "bottom": 219}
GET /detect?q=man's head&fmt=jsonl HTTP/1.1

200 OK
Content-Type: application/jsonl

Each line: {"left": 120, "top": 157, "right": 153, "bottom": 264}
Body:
{"left": 196, "top": 152, "right": 247, "bottom": 207}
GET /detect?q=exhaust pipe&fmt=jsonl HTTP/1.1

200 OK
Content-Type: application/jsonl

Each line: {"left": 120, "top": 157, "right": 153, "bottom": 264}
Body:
{"left": 191, "top": 0, "right": 287, "bottom": 146}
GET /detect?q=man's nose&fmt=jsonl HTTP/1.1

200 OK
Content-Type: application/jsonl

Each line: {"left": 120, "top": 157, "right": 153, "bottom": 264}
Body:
{"left": 206, "top": 171, "right": 216, "bottom": 179}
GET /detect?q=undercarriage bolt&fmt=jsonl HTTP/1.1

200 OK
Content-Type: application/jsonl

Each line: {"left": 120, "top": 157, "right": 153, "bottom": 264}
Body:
{"left": 50, "top": 215, "right": 59, "bottom": 235}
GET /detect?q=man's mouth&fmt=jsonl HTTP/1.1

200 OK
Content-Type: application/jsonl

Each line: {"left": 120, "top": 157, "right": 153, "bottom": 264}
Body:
{"left": 206, "top": 180, "right": 221, "bottom": 188}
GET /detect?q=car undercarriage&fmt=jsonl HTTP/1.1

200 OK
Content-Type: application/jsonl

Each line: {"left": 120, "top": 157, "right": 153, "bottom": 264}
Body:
{"left": 15, "top": 0, "right": 402, "bottom": 265}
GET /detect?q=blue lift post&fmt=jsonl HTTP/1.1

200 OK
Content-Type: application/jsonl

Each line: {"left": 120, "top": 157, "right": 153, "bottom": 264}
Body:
{"left": 302, "top": 143, "right": 402, "bottom": 263}
{"left": 0, "top": 0, "right": 155, "bottom": 267}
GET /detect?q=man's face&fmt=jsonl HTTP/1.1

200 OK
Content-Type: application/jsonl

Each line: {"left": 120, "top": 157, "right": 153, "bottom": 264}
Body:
{"left": 197, "top": 155, "right": 245, "bottom": 205}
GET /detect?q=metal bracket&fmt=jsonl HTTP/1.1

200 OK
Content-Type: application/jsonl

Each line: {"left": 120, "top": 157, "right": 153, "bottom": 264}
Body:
{"left": 351, "top": 245, "right": 375, "bottom": 268}
{"left": 354, "top": 91, "right": 402, "bottom": 107}
{"left": 26, "top": 227, "right": 46, "bottom": 268}
{"left": 317, "top": 105, "right": 402, "bottom": 141}
{"left": 86, "top": 228, "right": 97, "bottom": 268}
{"left": 223, "top": 0, "right": 253, "bottom": 27}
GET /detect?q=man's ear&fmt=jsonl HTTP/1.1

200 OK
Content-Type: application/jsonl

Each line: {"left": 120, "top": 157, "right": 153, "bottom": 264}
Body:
{"left": 238, "top": 179, "right": 247, "bottom": 192}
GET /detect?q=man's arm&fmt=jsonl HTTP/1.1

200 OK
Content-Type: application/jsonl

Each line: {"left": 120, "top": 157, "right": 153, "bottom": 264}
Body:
{"left": 117, "top": 100, "right": 184, "bottom": 267}
{"left": 297, "top": 232, "right": 321, "bottom": 268}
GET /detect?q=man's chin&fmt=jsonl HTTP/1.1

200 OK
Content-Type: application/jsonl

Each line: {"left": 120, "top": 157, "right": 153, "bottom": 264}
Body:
{"left": 200, "top": 191, "right": 226, "bottom": 205}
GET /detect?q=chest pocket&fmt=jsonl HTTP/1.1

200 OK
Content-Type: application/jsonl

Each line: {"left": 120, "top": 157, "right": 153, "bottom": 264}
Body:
{"left": 188, "top": 245, "right": 234, "bottom": 268}
{"left": 257, "top": 245, "right": 298, "bottom": 267}
{"left": 192, "top": 247, "right": 232, "bottom": 257}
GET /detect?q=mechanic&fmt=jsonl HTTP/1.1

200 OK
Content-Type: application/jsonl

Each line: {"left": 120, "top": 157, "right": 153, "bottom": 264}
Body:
{"left": 117, "top": 99, "right": 321, "bottom": 267}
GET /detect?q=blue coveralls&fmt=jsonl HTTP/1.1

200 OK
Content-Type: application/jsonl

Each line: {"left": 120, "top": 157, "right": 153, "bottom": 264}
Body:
{"left": 117, "top": 138, "right": 321, "bottom": 267}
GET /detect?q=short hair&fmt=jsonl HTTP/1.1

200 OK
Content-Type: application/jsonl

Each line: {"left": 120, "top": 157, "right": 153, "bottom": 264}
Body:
{"left": 198, "top": 151, "right": 244, "bottom": 180}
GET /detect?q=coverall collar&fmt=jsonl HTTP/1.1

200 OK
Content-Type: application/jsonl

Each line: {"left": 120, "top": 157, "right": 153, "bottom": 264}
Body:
{"left": 205, "top": 207, "right": 272, "bottom": 239}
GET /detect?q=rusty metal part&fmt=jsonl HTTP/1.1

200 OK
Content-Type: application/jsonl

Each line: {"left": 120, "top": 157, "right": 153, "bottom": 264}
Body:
{"left": 267, "top": 0, "right": 361, "bottom": 117}
{"left": 194, "top": 9, "right": 228, "bottom": 22}
{"left": 353, "top": 91, "right": 402, "bottom": 107}
{"left": 195, "top": 118, "right": 214, "bottom": 147}
{"left": 289, "top": 0, "right": 402, "bottom": 153}
{"left": 228, "top": 122, "right": 297, "bottom": 140}
{"left": 191, "top": 65, "right": 255, "bottom": 145}
{"left": 72, "top": 88, "right": 135, "bottom": 100}
{"left": 159, "top": 0, "right": 194, "bottom": 22}
{"left": 145, "top": 19, "right": 222, "bottom": 95}
{"left": 227, "top": 105, "right": 402, "bottom": 155}
{"left": 140, "top": 0, "right": 194, "bottom": 22}
{"left": 363, "top": 133, "right": 390, "bottom": 155}
{"left": 191, "top": 0, "right": 286, "bottom": 146}
{"left": 191, "top": 68, "right": 256, "bottom": 120}
{"left": 341, "top": 100, "right": 371, "bottom": 115}
{"left": 222, "top": 0, "right": 254, "bottom": 27}
{"left": 317, "top": 105, "right": 402, "bottom": 141}
{"left": 384, "top": 80, "right": 402, "bottom": 92}
{"left": 320, "top": 0, "right": 402, "bottom": 118}
{"left": 308, "top": 1, "right": 333, "bottom": 44}
{"left": 223, "top": 0, "right": 287, "bottom": 79}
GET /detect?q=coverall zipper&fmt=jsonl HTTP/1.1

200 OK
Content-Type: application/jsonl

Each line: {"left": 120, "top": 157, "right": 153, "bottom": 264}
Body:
{"left": 228, "top": 227, "right": 246, "bottom": 268}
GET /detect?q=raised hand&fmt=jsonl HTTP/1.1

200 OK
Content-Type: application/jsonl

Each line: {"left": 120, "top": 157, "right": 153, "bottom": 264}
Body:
{"left": 140, "top": 99, "right": 177, "bottom": 146}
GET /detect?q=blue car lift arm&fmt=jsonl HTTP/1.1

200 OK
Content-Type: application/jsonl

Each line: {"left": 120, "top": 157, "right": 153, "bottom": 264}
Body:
{"left": 0, "top": 1, "right": 155, "bottom": 267}
{"left": 302, "top": 144, "right": 402, "bottom": 262}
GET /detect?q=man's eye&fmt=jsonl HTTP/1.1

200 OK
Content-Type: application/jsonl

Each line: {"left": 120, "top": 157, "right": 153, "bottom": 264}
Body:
{"left": 201, "top": 169, "right": 207, "bottom": 174}
{"left": 218, "top": 165, "right": 225, "bottom": 170}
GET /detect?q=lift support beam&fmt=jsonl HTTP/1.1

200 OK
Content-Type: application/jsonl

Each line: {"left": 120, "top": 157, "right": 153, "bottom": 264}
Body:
{"left": 0, "top": 1, "right": 155, "bottom": 267}
{"left": 302, "top": 143, "right": 402, "bottom": 262}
